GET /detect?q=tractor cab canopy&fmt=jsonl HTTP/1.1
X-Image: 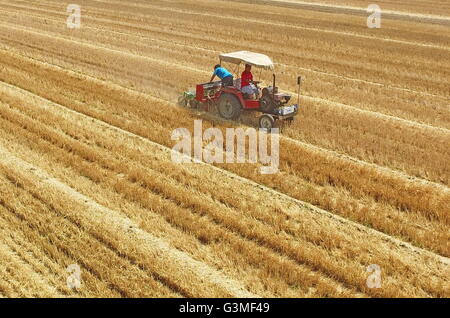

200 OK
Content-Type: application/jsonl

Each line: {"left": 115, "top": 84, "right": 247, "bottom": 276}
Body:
{"left": 219, "top": 51, "right": 274, "bottom": 70}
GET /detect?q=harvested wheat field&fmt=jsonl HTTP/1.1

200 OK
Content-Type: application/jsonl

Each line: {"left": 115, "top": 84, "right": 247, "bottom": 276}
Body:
{"left": 0, "top": 0, "right": 449, "bottom": 299}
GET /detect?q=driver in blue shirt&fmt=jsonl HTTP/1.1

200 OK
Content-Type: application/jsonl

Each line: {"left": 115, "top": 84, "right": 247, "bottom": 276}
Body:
{"left": 210, "top": 64, "right": 234, "bottom": 87}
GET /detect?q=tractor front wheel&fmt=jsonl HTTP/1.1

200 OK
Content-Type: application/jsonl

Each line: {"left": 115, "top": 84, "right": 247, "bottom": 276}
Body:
{"left": 218, "top": 94, "right": 241, "bottom": 120}
{"left": 259, "top": 114, "right": 275, "bottom": 131}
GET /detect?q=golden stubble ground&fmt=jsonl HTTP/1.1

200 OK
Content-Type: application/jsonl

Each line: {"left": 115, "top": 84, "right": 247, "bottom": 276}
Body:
{"left": 0, "top": 0, "right": 448, "bottom": 298}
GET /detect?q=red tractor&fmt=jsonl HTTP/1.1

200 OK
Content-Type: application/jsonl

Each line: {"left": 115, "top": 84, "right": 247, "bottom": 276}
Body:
{"left": 181, "top": 51, "right": 301, "bottom": 130}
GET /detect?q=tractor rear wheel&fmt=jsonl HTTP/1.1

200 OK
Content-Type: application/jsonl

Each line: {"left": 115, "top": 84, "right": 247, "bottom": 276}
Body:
{"left": 218, "top": 94, "right": 241, "bottom": 120}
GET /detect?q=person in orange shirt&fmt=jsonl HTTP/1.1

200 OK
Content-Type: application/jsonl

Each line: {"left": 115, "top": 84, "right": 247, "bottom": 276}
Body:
{"left": 241, "top": 64, "right": 258, "bottom": 99}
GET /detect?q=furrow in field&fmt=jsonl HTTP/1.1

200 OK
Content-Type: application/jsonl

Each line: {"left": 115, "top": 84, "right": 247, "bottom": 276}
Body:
{"left": 27, "top": 16, "right": 450, "bottom": 103}
{"left": 5, "top": 0, "right": 450, "bottom": 82}
{"left": 27, "top": 0, "right": 450, "bottom": 83}
{"left": 5, "top": 0, "right": 448, "bottom": 298}
{"left": 0, "top": 121, "right": 306, "bottom": 298}
{"left": 1, "top": 39, "right": 449, "bottom": 202}
{"left": 1, "top": 26, "right": 448, "bottom": 188}
{"left": 0, "top": 51, "right": 449, "bottom": 258}
{"left": 1, "top": 3, "right": 447, "bottom": 153}
{"left": 0, "top": 146, "right": 216, "bottom": 298}
{"left": 89, "top": 0, "right": 450, "bottom": 43}
{"left": 0, "top": 116, "right": 303, "bottom": 298}
{"left": 0, "top": 61, "right": 362, "bottom": 296}
{"left": 225, "top": 0, "right": 450, "bottom": 25}
{"left": 0, "top": 79, "right": 450, "bottom": 296}
{"left": 0, "top": 176, "right": 183, "bottom": 298}
{"left": 65, "top": 0, "right": 450, "bottom": 42}
{"left": 11, "top": 0, "right": 449, "bottom": 47}
{"left": 2, "top": 23, "right": 447, "bottom": 136}
{"left": 0, "top": 221, "right": 72, "bottom": 297}
{"left": 7, "top": 76, "right": 448, "bottom": 233}
{"left": 0, "top": 134, "right": 343, "bottom": 298}
{"left": 2, "top": 14, "right": 448, "bottom": 133}
{"left": 0, "top": 94, "right": 362, "bottom": 297}
{"left": 2, "top": 5, "right": 448, "bottom": 107}
{"left": 0, "top": 205, "right": 122, "bottom": 297}
{"left": 269, "top": 0, "right": 450, "bottom": 16}
{"left": 0, "top": 78, "right": 442, "bottom": 296}
{"left": 0, "top": 105, "right": 430, "bottom": 298}
{"left": 0, "top": 237, "right": 61, "bottom": 297}
{"left": 0, "top": 148, "right": 258, "bottom": 298}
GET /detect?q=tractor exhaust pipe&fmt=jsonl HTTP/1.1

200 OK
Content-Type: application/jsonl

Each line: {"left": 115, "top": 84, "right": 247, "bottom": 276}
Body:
{"left": 297, "top": 76, "right": 302, "bottom": 106}
{"left": 272, "top": 74, "right": 276, "bottom": 99}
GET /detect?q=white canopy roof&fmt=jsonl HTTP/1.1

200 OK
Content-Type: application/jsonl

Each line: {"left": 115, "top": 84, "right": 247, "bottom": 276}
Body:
{"left": 219, "top": 51, "right": 274, "bottom": 70}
